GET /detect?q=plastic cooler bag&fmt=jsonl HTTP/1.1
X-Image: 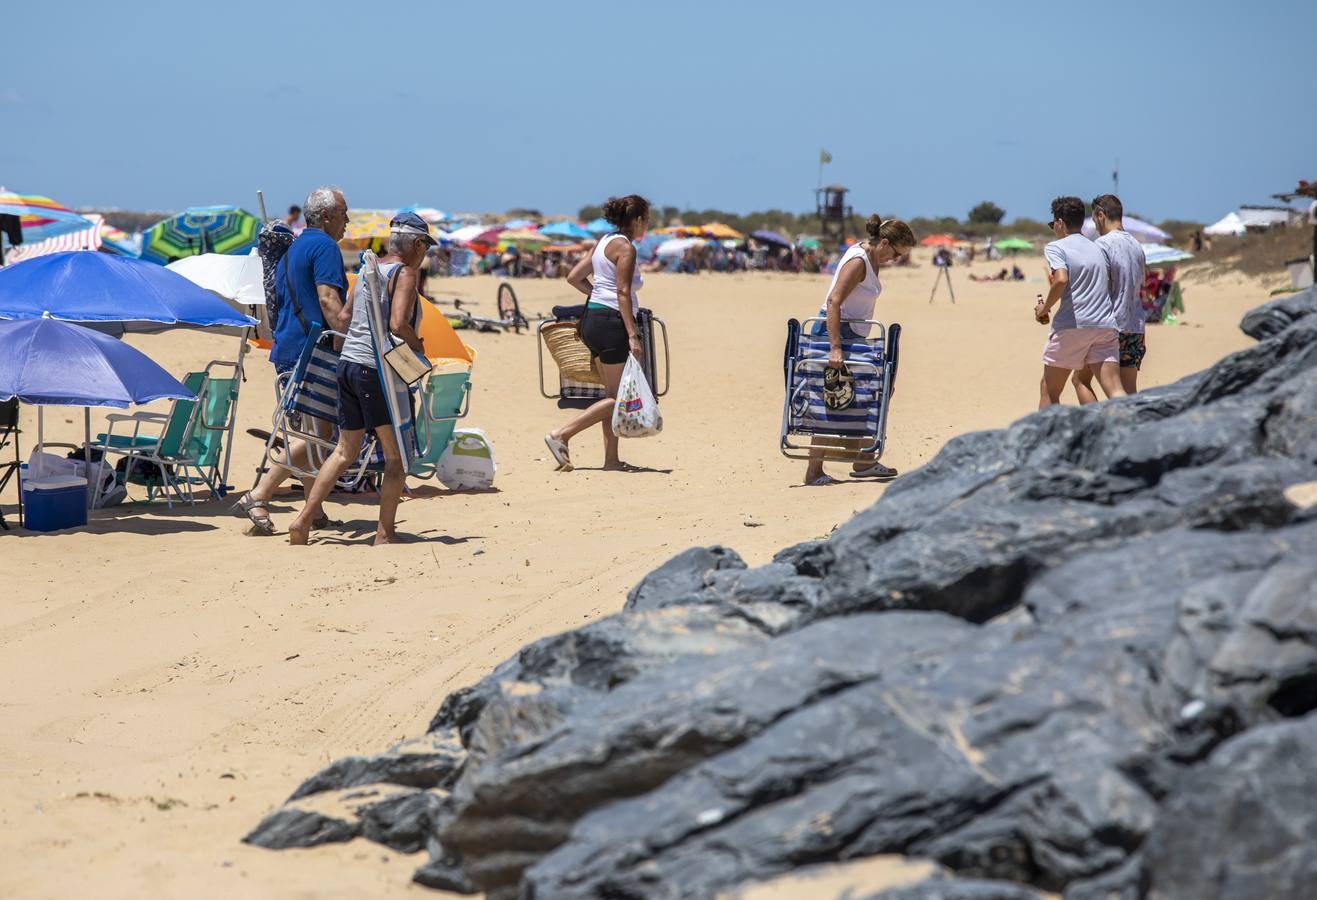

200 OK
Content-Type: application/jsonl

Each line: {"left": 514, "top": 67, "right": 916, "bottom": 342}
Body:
{"left": 436, "top": 428, "right": 496, "bottom": 490}
{"left": 611, "top": 356, "right": 662, "bottom": 438}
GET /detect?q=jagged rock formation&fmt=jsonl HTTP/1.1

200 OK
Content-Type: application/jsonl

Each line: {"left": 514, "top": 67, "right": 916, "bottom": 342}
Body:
{"left": 248, "top": 287, "right": 1317, "bottom": 899}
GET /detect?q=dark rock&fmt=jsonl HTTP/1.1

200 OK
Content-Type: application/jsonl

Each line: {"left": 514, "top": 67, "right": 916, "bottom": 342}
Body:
{"left": 1239, "top": 284, "right": 1317, "bottom": 339}
{"left": 1140, "top": 712, "right": 1317, "bottom": 900}
{"left": 254, "top": 292, "right": 1317, "bottom": 899}
{"left": 446, "top": 613, "right": 977, "bottom": 897}
{"left": 288, "top": 730, "right": 465, "bottom": 801}
{"left": 244, "top": 784, "right": 444, "bottom": 853}
{"left": 625, "top": 545, "right": 747, "bottom": 611}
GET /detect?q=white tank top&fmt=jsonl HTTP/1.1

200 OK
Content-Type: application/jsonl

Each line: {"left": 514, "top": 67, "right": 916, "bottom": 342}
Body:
{"left": 589, "top": 234, "right": 643, "bottom": 314}
{"left": 818, "top": 243, "right": 882, "bottom": 336}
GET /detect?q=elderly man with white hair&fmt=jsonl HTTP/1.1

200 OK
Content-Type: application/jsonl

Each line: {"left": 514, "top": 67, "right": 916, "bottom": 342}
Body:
{"left": 288, "top": 212, "right": 434, "bottom": 546}
{"left": 233, "top": 186, "right": 350, "bottom": 536}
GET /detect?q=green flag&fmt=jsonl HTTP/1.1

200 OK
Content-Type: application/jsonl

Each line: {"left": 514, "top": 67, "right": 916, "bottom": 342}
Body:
{"left": 820, "top": 149, "right": 833, "bottom": 165}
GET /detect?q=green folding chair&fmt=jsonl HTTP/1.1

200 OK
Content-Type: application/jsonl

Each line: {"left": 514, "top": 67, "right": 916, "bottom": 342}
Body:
{"left": 410, "top": 365, "right": 472, "bottom": 478}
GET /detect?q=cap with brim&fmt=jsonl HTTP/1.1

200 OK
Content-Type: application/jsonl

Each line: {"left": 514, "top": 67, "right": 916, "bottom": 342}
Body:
{"left": 391, "top": 212, "right": 437, "bottom": 246}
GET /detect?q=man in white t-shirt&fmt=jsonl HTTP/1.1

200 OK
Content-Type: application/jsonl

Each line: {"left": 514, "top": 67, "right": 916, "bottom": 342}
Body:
{"left": 1034, "top": 196, "right": 1126, "bottom": 409}
{"left": 1072, "top": 194, "right": 1147, "bottom": 400}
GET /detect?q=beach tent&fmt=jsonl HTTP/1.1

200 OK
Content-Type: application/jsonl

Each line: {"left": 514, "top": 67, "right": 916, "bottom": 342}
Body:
{"left": 1080, "top": 215, "right": 1170, "bottom": 244}
{"left": 1204, "top": 212, "right": 1246, "bottom": 237}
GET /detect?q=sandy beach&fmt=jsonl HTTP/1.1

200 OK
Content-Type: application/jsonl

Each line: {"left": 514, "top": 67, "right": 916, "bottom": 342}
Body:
{"left": 0, "top": 253, "right": 1274, "bottom": 899}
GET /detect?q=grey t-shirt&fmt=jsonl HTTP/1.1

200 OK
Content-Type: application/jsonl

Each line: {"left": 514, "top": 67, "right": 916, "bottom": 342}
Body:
{"left": 1043, "top": 233, "right": 1116, "bottom": 331}
{"left": 340, "top": 262, "right": 407, "bottom": 367}
{"left": 1096, "top": 230, "right": 1146, "bottom": 334}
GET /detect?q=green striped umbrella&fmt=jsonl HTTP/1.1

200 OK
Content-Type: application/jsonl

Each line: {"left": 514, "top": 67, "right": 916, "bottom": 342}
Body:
{"left": 140, "top": 205, "right": 259, "bottom": 263}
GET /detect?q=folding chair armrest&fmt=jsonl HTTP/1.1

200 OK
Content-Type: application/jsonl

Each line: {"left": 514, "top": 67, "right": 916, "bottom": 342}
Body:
{"left": 105, "top": 412, "right": 167, "bottom": 424}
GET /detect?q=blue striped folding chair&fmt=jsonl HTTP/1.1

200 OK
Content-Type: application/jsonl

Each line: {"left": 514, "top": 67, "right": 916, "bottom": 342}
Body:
{"left": 780, "top": 317, "right": 901, "bottom": 463}
{"left": 257, "top": 332, "right": 380, "bottom": 493}
{"left": 447, "top": 248, "right": 475, "bottom": 277}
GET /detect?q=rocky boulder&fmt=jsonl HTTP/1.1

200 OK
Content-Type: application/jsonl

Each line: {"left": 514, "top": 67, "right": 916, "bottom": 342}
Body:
{"left": 251, "top": 291, "right": 1317, "bottom": 899}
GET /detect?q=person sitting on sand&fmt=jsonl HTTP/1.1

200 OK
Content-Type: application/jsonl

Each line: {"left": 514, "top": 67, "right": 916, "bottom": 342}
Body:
{"left": 234, "top": 186, "right": 349, "bottom": 536}
{"left": 287, "top": 212, "right": 434, "bottom": 546}
{"left": 803, "top": 215, "right": 916, "bottom": 486}
{"left": 544, "top": 194, "right": 650, "bottom": 472}
{"left": 1034, "top": 196, "right": 1125, "bottom": 408}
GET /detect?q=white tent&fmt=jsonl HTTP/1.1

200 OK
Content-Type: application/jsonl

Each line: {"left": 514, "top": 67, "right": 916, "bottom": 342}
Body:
{"left": 655, "top": 237, "right": 706, "bottom": 258}
{"left": 1204, "top": 212, "right": 1247, "bottom": 237}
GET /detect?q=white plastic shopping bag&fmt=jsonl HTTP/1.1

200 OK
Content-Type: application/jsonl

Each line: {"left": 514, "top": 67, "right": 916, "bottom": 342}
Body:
{"left": 611, "top": 355, "right": 662, "bottom": 438}
{"left": 436, "top": 428, "right": 497, "bottom": 490}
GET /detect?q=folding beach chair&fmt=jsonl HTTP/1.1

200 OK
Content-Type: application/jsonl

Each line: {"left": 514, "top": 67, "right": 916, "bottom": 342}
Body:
{"left": 447, "top": 248, "right": 475, "bottom": 277}
{"left": 0, "top": 398, "right": 20, "bottom": 529}
{"left": 96, "top": 360, "right": 241, "bottom": 506}
{"left": 256, "top": 332, "right": 379, "bottom": 493}
{"left": 780, "top": 317, "right": 901, "bottom": 463}
{"left": 537, "top": 305, "right": 669, "bottom": 410}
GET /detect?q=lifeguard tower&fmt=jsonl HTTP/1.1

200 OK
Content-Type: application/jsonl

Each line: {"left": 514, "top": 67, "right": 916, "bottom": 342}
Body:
{"left": 816, "top": 184, "right": 852, "bottom": 250}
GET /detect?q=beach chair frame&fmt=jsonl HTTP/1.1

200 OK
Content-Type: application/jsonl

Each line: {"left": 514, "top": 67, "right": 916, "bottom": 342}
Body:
{"left": 255, "top": 332, "right": 379, "bottom": 493}
{"left": 0, "top": 398, "right": 20, "bottom": 529}
{"left": 536, "top": 309, "right": 669, "bottom": 405}
{"left": 98, "top": 363, "right": 235, "bottom": 506}
{"left": 780, "top": 317, "right": 901, "bottom": 462}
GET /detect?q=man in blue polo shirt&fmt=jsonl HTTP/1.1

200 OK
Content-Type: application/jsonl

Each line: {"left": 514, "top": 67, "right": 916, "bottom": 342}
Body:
{"left": 234, "top": 186, "right": 350, "bottom": 536}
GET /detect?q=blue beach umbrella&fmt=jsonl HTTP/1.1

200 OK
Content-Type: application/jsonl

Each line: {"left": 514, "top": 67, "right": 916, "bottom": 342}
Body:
{"left": 585, "top": 217, "right": 612, "bottom": 235}
{"left": 751, "top": 230, "right": 791, "bottom": 248}
{"left": 0, "top": 316, "right": 194, "bottom": 460}
{"left": 541, "top": 221, "right": 594, "bottom": 240}
{"left": 0, "top": 317, "right": 193, "bottom": 408}
{"left": 0, "top": 251, "right": 256, "bottom": 329}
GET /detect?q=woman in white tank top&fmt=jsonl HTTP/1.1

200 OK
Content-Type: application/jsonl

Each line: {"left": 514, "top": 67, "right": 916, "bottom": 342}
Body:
{"left": 544, "top": 194, "right": 652, "bottom": 472}
{"left": 803, "top": 215, "right": 916, "bottom": 486}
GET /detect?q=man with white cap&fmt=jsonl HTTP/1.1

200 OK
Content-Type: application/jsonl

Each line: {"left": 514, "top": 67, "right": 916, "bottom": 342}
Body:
{"left": 288, "top": 212, "right": 434, "bottom": 546}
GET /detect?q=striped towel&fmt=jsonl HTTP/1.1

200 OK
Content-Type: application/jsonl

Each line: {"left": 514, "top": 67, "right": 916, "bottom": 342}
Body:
{"left": 288, "top": 339, "right": 341, "bottom": 423}
{"left": 789, "top": 332, "right": 886, "bottom": 437}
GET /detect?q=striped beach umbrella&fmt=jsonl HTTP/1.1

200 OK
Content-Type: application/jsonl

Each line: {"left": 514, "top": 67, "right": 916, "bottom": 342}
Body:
{"left": 140, "top": 205, "right": 259, "bottom": 264}
{"left": 6, "top": 214, "right": 137, "bottom": 262}
{"left": 0, "top": 188, "right": 95, "bottom": 243}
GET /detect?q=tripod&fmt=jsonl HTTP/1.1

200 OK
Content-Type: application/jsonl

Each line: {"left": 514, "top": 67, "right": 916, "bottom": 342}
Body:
{"left": 929, "top": 264, "right": 956, "bottom": 303}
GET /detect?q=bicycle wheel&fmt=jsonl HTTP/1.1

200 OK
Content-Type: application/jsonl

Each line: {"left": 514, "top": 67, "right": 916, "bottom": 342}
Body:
{"left": 496, "top": 281, "right": 528, "bottom": 332}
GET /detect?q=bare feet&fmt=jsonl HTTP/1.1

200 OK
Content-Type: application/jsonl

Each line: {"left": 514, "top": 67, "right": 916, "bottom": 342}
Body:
{"left": 288, "top": 519, "right": 310, "bottom": 545}
{"left": 374, "top": 531, "right": 401, "bottom": 546}
{"left": 601, "top": 460, "right": 631, "bottom": 471}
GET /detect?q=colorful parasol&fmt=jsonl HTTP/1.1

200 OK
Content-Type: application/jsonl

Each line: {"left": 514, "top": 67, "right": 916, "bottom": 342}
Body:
{"left": 6, "top": 214, "right": 137, "bottom": 261}
{"left": 497, "top": 229, "right": 550, "bottom": 250}
{"left": 0, "top": 188, "right": 95, "bottom": 244}
{"left": 140, "top": 205, "right": 259, "bottom": 263}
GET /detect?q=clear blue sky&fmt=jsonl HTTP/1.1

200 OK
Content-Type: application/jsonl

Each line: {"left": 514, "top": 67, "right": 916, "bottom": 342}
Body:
{"left": 5, "top": 0, "right": 1315, "bottom": 224}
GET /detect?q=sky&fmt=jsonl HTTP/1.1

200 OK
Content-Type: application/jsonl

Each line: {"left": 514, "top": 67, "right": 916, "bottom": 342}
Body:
{"left": 5, "top": 0, "right": 1316, "bottom": 225}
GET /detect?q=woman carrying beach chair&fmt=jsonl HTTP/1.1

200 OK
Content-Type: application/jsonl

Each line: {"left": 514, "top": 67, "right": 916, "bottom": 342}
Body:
{"left": 788, "top": 215, "right": 914, "bottom": 486}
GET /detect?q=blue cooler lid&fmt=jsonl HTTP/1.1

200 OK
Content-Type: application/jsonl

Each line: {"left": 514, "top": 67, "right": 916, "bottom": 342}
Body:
{"left": 23, "top": 475, "right": 88, "bottom": 491}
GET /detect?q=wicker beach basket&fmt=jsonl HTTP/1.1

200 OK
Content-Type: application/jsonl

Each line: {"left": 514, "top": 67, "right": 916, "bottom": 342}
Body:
{"left": 541, "top": 321, "right": 603, "bottom": 384}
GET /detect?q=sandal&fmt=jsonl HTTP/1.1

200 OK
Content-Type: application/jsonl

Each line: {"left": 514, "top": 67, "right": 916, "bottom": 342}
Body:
{"left": 232, "top": 491, "right": 276, "bottom": 536}
{"left": 544, "top": 434, "right": 572, "bottom": 471}
{"left": 850, "top": 462, "right": 899, "bottom": 480}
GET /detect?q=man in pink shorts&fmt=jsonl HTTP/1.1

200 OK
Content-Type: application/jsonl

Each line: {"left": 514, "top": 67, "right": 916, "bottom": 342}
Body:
{"left": 1034, "top": 196, "right": 1126, "bottom": 409}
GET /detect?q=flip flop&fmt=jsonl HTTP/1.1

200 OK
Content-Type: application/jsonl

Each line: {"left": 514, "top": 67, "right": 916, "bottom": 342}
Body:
{"left": 850, "top": 462, "right": 899, "bottom": 480}
{"left": 544, "top": 434, "right": 572, "bottom": 471}
{"left": 232, "top": 491, "right": 276, "bottom": 536}
{"left": 806, "top": 474, "right": 840, "bottom": 486}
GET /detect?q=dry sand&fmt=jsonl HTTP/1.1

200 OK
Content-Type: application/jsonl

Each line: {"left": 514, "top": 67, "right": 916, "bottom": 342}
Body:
{"left": 0, "top": 254, "right": 1272, "bottom": 898}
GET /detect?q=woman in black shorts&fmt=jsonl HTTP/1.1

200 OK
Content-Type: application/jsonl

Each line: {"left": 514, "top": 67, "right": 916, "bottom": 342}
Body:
{"left": 544, "top": 194, "right": 649, "bottom": 471}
